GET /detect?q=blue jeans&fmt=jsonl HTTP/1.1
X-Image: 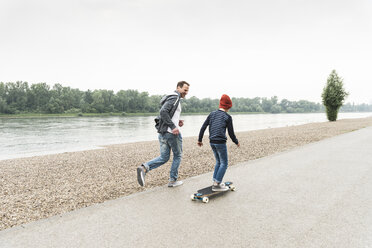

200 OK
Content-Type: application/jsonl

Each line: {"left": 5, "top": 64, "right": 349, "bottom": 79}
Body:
{"left": 144, "top": 133, "right": 182, "bottom": 181}
{"left": 210, "top": 143, "right": 228, "bottom": 183}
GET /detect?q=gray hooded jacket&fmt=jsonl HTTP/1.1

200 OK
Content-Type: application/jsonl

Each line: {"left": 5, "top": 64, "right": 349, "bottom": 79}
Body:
{"left": 155, "top": 91, "right": 181, "bottom": 134}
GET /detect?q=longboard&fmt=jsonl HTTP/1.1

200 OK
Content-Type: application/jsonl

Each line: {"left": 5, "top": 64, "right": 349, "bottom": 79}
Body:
{"left": 191, "top": 181, "right": 236, "bottom": 203}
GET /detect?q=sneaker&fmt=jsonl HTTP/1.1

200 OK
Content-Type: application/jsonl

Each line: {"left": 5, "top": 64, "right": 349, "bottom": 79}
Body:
{"left": 212, "top": 183, "right": 229, "bottom": 192}
{"left": 137, "top": 165, "right": 146, "bottom": 186}
{"left": 168, "top": 180, "right": 183, "bottom": 187}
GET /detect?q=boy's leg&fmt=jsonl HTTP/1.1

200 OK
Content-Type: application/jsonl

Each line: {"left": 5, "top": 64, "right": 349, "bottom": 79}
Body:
{"left": 210, "top": 143, "right": 229, "bottom": 192}
{"left": 210, "top": 143, "right": 221, "bottom": 183}
{"left": 213, "top": 143, "right": 228, "bottom": 183}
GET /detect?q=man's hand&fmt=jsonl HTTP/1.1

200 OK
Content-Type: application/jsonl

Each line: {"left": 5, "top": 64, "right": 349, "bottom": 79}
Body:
{"left": 197, "top": 141, "right": 203, "bottom": 147}
{"left": 172, "top": 128, "right": 180, "bottom": 135}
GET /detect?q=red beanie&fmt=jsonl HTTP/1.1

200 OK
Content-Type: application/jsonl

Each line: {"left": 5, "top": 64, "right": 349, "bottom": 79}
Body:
{"left": 219, "top": 94, "right": 232, "bottom": 109}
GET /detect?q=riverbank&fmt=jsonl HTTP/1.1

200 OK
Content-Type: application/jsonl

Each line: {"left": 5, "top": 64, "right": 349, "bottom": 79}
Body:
{"left": 1, "top": 117, "right": 372, "bottom": 231}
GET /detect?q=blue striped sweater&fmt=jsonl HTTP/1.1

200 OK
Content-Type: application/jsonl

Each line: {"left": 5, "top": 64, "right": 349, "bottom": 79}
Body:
{"left": 198, "top": 110, "right": 239, "bottom": 144}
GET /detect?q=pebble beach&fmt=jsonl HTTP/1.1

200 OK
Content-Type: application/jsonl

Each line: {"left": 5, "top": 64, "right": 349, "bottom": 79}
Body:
{"left": 1, "top": 116, "right": 372, "bottom": 231}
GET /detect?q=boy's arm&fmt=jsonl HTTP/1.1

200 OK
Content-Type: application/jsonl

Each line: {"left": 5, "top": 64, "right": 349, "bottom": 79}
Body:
{"left": 227, "top": 116, "right": 239, "bottom": 145}
{"left": 198, "top": 114, "right": 211, "bottom": 144}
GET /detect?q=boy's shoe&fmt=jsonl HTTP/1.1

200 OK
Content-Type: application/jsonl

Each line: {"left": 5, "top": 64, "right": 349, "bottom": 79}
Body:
{"left": 137, "top": 165, "right": 146, "bottom": 186}
{"left": 212, "top": 183, "right": 229, "bottom": 192}
{"left": 168, "top": 180, "right": 183, "bottom": 187}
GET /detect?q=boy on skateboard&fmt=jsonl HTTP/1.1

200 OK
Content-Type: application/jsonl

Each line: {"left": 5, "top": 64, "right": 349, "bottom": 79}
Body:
{"left": 197, "top": 94, "right": 240, "bottom": 191}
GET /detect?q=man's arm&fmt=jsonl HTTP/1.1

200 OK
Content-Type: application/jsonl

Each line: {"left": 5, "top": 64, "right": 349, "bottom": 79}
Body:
{"left": 159, "top": 96, "right": 178, "bottom": 130}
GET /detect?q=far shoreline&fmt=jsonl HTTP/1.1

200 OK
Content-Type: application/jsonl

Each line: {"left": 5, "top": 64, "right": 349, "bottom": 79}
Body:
{"left": 1, "top": 111, "right": 336, "bottom": 119}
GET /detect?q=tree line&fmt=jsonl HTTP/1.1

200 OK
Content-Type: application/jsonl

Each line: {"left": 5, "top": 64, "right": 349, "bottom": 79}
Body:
{"left": 0, "top": 81, "right": 371, "bottom": 115}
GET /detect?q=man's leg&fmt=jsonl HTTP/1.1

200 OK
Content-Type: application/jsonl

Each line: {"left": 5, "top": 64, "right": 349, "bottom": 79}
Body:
{"left": 137, "top": 133, "right": 170, "bottom": 186}
{"left": 167, "top": 133, "right": 183, "bottom": 186}
{"left": 143, "top": 133, "right": 171, "bottom": 171}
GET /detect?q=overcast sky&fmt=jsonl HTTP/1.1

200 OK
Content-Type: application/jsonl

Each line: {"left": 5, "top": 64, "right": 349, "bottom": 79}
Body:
{"left": 1, "top": 0, "right": 371, "bottom": 104}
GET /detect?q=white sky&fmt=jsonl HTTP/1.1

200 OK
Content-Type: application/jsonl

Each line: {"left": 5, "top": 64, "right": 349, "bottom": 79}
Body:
{"left": 1, "top": 0, "right": 371, "bottom": 104}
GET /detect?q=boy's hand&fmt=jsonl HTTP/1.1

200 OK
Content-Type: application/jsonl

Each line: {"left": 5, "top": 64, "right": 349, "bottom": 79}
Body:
{"left": 236, "top": 142, "right": 240, "bottom": 147}
{"left": 197, "top": 142, "right": 203, "bottom": 147}
{"left": 179, "top": 120, "right": 184, "bottom": 127}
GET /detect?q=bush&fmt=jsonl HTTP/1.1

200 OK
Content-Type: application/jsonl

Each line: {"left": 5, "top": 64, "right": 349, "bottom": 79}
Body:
{"left": 325, "top": 107, "right": 338, "bottom": 121}
{"left": 65, "top": 108, "right": 81, "bottom": 114}
{"left": 321, "top": 70, "right": 348, "bottom": 121}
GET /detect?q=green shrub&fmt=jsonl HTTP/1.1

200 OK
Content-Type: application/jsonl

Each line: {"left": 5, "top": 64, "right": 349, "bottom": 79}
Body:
{"left": 65, "top": 108, "right": 81, "bottom": 114}
{"left": 321, "top": 70, "right": 348, "bottom": 121}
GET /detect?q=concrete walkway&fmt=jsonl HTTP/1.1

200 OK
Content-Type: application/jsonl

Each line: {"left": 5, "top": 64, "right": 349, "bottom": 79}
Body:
{"left": 1, "top": 127, "right": 372, "bottom": 248}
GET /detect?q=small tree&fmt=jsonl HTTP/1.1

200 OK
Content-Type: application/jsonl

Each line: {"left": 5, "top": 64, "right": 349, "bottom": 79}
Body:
{"left": 322, "top": 70, "right": 349, "bottom": 121}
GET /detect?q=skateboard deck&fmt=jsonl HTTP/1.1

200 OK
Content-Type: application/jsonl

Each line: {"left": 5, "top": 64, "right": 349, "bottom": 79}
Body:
{"left": 191, "top": 181, "right": 235, "bottom": 203}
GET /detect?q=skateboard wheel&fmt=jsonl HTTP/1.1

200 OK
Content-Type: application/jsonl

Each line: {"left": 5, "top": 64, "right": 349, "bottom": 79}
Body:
{"left": 229, "top": 185, "right": 236, "bottom": 191}
{"left": 191, "top": 194, "right": 196, "bottom": 201}
{"left": 202, "top": 197, "right": 209, "bottom": 203}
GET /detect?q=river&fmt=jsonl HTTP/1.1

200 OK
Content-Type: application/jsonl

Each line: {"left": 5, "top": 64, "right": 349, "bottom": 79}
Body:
{"left": 1, "top": 112, "right": 371, "bottom": 160}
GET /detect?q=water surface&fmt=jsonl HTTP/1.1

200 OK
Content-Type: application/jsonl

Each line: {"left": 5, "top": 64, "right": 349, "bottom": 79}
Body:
{"left": 1, "top": 112, "right": 371, "bottom": 160}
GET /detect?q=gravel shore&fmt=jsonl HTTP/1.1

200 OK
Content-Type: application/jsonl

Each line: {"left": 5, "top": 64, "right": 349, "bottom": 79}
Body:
{"left": 1, "top": 116, "right": 372, "bottom": 231}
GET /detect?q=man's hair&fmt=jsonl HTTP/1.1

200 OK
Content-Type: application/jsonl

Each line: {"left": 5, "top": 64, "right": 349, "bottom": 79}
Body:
{"left": 177, "top": 81, "right": 190, "bottom": 88}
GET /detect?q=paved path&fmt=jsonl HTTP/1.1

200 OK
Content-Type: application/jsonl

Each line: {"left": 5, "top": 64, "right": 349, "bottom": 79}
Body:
{"left": 1, "top": 127, "right": 372, "bottom": 248}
